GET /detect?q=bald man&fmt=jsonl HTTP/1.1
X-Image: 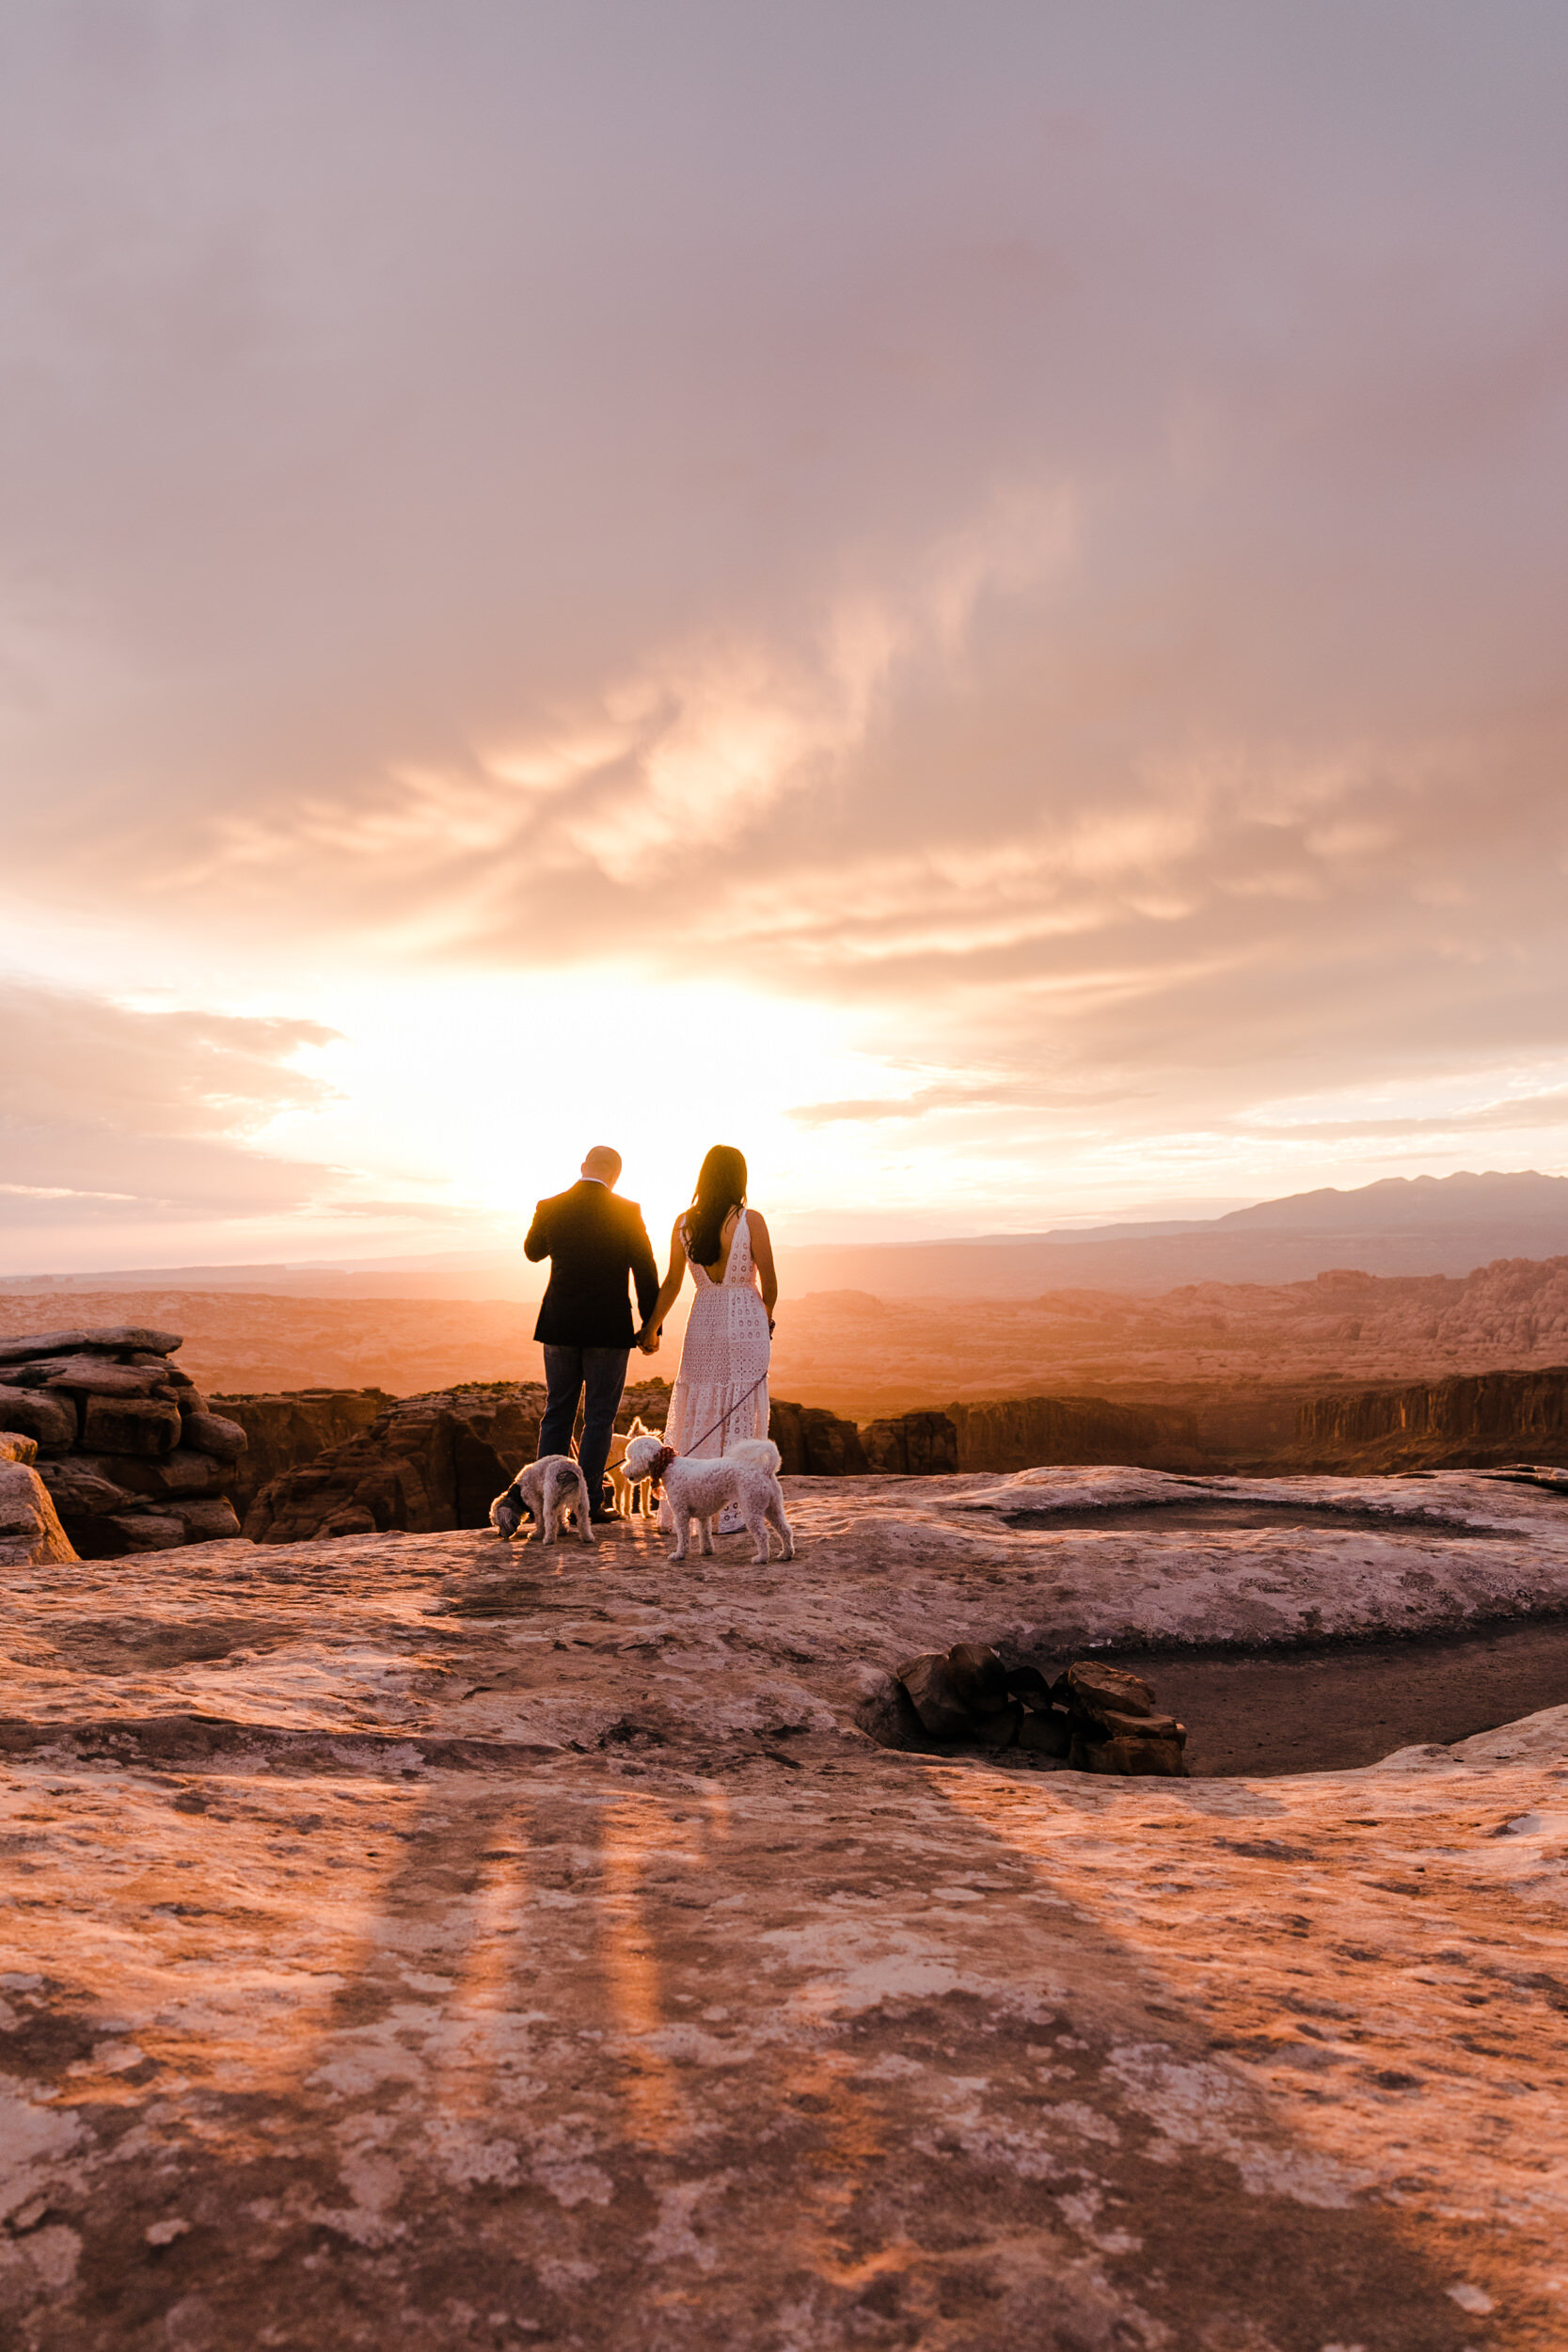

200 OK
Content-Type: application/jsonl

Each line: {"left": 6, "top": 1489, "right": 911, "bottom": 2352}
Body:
{"left": 524, "top": 1147, "right": 660, "bottom": 1523}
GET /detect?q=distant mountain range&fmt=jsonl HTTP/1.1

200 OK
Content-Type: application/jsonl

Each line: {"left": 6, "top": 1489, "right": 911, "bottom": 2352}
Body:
{"left": 784, "top": 1170, "right": 1568, "bottom": 1295}
{"left": 7, "top": 1169, "right": 1568, "bottom": 1302}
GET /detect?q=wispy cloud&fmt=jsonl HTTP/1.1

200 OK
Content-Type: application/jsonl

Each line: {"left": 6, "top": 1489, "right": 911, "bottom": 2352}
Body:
{"left": 2, "top": 8, "right": 1567, "bottom": 1248}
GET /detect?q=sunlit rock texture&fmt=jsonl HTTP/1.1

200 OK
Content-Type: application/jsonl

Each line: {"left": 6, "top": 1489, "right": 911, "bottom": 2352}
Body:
{"left": 2, "top": 1467, "right": 1566, "bottom": 2347}
{"left": 0, "top": 1327, "right": 245, "bottom": 1556}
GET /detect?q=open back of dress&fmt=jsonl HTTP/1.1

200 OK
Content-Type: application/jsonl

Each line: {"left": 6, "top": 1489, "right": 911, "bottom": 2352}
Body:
{"left": 662, "top": 1209, "right": 771, "bottom": 1470}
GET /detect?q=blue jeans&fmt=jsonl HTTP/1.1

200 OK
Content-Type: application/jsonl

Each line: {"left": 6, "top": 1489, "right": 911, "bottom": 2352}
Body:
{"left": 539, "top": 1345, "right": 629, "bottom": 1519}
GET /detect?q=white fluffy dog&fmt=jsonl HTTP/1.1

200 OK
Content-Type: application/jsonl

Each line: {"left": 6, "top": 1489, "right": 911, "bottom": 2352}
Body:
{"left": 623, "top": 1434, "right": 794, "bottom": 1565}
{"left": 489, "top": 1454, "right": 595, "bottom": 1547}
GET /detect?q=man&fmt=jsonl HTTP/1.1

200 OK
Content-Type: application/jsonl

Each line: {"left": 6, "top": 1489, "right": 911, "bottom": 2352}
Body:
{"left": 525, "top": 1147, "right": 660, "bottom": 1524}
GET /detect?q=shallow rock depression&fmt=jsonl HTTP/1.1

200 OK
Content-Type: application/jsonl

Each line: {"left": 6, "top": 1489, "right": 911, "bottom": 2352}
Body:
{"left": 3, "top": 1468, "right": 1566, "bottom": 2350}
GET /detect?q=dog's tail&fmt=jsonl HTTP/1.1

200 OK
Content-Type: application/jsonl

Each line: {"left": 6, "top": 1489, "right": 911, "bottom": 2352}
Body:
{"left": 727, "top": 1438, "right": 782, "bottom": 1475}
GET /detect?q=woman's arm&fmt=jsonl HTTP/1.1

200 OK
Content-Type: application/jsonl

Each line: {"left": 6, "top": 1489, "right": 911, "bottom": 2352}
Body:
{"left": 749, "top": 1210, "right": 779, "bottom": 1319}
{"left": 639, "top": 1216, "right": 689, "bottom": 1346}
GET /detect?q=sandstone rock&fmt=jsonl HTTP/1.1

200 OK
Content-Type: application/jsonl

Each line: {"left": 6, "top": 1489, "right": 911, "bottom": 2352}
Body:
{"left": 0, "top": 1384, "right": 78, "bottom": 1449}
{"left": 210, "top": 1387, "right": 396, "bottom": 1513}
{"left": 245, "top": 1386, "right": 550, "bottom": 1542}
{"left": 0, "top": 1451, "right": 77, "bottom": 1565}
{"left": 974, "top": 1699, "right": 1023, "bottom": 1748}
{"left": 170, "top": 1497, "right": 243, "bottom": 1541}
{"left": 0, "top": 1324, "right": 181, "bottom": 1363}
{"left": 1297, "top": 1363, "right": 1568, "bottom": 1471}
{"left": 945, "top": 1640, "right": 1009, "bottom": 1713}
{"left": 1065, "top": 1661, "right": 1158, "bottom": 1724}
{"left": 81, "top": 1395, "right": 182, "bottom": 1457}
{"left": 3, "top": 1472, "right": 1563, "bottom": 2352}
{"left": 0, "top": 1430, "right": 38, "bottom": 1463}
{"left": 36, "top": 1460, "right": 139, "bottom": 1518}
{"left": 103, "top": 1511, "right": 188, "bottom": 1552}
{"left": 38, "top": 1355, "right": 168, "bottom": 1395}
{"left": 896, "top": 1650, "right": 974, "bottom": 1740}
{"left": 949, "top": 1391, "right": 1201, "bottom": 1473}
{"left": 1017, "top": 1706, "right": 1071, "bottom": 1756}
{"left": 181, "top": 1411, "right": 248, "bottom": 1462}
{"left": 850, "top": 1665, "right": 927, "bottom": 1749}
{"left": 861, "top": 1409, "right": 959, "bottom": 1473}
{"left": 108, "top": 1450, "right": 231, "bottom": 1498}
{"left": 1006, "top": 1661, "right": 1053, "bottom": 1707}
{"left": 768, "top": 1398, "right": 867, "bottom": 1474}
{"left": 1079, "top": 1728, "right": 1189, "bottom": 1777}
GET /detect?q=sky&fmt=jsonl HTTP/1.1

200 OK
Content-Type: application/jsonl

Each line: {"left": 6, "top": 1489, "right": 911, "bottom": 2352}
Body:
{"left": 4, "top": 1, "right": 1568, "bottom": 1270}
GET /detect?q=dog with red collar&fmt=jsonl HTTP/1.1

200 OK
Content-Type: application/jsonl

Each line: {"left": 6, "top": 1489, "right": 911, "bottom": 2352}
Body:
{"left": 622, "top": 1434, "right": 793, "bottom": 1565}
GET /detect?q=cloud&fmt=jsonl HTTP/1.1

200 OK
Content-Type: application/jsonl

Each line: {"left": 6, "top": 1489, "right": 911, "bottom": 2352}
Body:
{"left": 2, "top": 8, "right": 1568, "bottom": 1235}
{"left": 0, "top": 978, "right": 340, "bottom": 1225}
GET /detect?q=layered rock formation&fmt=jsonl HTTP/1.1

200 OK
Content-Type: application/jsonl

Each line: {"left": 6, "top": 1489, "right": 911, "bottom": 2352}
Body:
{"left": 0, "top": 1326, "right": 245, "bottom": 1555}
{"left": 1297, "top": 1363, "right": 1568, "bottom": 1470}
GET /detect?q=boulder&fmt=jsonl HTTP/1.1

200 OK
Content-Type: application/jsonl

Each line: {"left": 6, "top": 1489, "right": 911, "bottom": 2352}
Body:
{"left": 896, "top": 1650, "right": 974, "bottom": 1740}
{"left": 974, "top": 1701, "right": 1023, "bottom": 1749}
{"left": 37, "top": 1357, "right": 169, "bottom": 1396}
{"left": 0, "top": 1327, "right": 243, "bottom": 1555}
{"left": 36, "top": 1460, "right": 139, "bottom": 1519}
{"left": 181, "top": 1411, "right": 248, "bottom": 1462}
{"left": 0, "top": 1384, "right": 78, "bottom": 1449}
{"left": 1016, "top": 1708, "right": 1071, "bottom": 1758}
{"left": 946, "top": 1641, "right": 1010, "bottom": 1713}
{"left": 0, "top": 1438, "right": 77, "bottom": 1566}
{"left": 0, "top": 1325, "right": 181, "bottom": 1363}
{"left": 82, "top": 1396, "right": 182, "bottom": 1457}
{"left": 1078, "top": 1729, "right": 1189, "bottom": 1778}
{"left": 1063, "top": 1661, "right": 1158, "bottom": 1724}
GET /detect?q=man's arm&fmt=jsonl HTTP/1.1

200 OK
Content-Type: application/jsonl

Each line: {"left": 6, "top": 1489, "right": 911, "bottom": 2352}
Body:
{"left": 629, "top": 1206, "right": 660, "bottom": 1325}
{"left": 523, "top": 1200, "right": 551, "bottom": 1263}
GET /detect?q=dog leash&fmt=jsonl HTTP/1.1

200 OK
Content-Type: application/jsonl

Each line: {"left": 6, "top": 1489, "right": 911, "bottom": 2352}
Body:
{"left": 640, "top": 1370, "right": 773, "bottom": 1494}
{"left": 677, "top": 1370, "right": 771, "bottom": 1461}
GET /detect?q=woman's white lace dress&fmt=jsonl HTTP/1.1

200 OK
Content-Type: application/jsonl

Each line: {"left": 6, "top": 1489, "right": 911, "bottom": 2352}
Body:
{"left": 660, "top": 1209, "right": 770, "bottom": 1530}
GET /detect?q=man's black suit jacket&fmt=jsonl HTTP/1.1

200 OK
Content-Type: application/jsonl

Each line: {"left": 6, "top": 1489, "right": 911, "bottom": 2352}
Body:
{"left": 525, "top": 1181, "right": 660, "bottom": 1349}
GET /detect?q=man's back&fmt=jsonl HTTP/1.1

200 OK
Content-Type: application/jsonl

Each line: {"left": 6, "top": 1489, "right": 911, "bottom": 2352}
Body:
{"left": 526, "top": 1180, "right": 658, "bottom": 1349}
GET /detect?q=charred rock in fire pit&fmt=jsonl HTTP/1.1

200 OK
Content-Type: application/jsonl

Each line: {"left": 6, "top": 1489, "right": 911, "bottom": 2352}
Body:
{"left": 1061, "top": 1661, "right": 1187, "bottom": 1775}
{"left": 896, "top": 1650, "right": 976, "bottom": 1740}
{"left": 885, "top": 1642, "right": 1189, "bottom": 1774}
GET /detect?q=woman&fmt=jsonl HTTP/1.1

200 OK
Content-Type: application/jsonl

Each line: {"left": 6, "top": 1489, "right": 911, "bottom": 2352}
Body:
{"left": 641, "top": 1145, "right": 778, "bottom": 1533}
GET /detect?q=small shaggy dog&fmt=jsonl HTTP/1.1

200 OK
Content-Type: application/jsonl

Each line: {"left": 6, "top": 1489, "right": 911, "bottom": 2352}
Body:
{"left": 489, "top": 1454, "right": 595, "bottom": 1547}
{"left": 622, "top": 1434, "right": 794, "bottom": 1565}
{"left": 606, "top": 1416, "right": 657, "bottom": 1518}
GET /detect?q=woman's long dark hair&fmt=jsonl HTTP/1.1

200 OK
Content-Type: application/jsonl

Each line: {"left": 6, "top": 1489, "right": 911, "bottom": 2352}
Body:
{"left": 686, "top": 1144, "right": 748, "bottom": 1267}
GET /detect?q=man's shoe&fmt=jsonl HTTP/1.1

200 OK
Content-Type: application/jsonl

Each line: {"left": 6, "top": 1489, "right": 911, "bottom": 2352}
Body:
{"left": 590, "top": 1510, "right": 618, "bottom": 1525}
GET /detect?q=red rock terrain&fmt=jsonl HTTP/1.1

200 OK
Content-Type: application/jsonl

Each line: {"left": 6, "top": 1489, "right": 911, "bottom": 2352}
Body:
{"left": 2, "top": 1470, "right": 1566, "bottom": 2347}
{"left": 6, "top": 1254, "right": 1568, "bottom": 1418}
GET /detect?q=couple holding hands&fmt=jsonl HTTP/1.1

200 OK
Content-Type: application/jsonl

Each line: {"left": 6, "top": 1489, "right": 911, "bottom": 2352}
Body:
{"left": 524, "top": 1143, "right": 777, "bottom": 1525}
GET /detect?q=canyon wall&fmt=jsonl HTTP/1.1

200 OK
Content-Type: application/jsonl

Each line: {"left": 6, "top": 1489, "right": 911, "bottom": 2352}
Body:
{"left": 1296, "top": 1365, "right": 1568, "bottom": 1471}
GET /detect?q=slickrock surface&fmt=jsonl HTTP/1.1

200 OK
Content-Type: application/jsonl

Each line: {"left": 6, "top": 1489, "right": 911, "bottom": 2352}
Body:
{"left": 4, "top": 1471, "right": 1567, "bottom": 2347}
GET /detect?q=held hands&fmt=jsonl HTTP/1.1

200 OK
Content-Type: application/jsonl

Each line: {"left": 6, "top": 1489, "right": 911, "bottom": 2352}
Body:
{"left": 636, "top": 1325, "right": 661, "bottom": 1356}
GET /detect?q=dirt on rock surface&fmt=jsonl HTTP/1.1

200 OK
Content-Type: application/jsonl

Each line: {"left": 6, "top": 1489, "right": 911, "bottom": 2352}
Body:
{"left": 3, "top": 1469, "right": 1566, "bottom": 2348}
